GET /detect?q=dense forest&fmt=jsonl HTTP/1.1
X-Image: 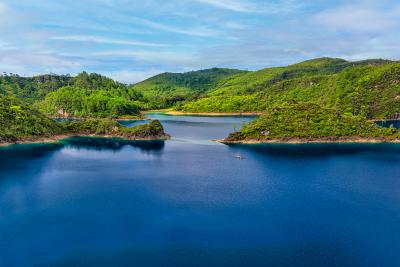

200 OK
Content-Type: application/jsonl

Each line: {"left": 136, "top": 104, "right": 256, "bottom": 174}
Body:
{"left": 225, "top": 103, "right": 399, "bottom": 142}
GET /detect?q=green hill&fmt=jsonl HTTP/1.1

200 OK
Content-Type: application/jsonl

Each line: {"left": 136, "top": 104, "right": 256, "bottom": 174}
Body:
{"left": 179, "top": 58, "right": 400, "bottom": 120}
{"left": 132, "top": 68, "right": 246, "bottom": 109}
{"left": 225, "top": 103, "right": 398, "bottom": 142}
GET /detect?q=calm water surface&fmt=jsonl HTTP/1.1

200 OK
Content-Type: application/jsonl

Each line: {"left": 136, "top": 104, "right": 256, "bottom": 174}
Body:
{"left": 1, "top": 114, "right": 400, "bottom": 266}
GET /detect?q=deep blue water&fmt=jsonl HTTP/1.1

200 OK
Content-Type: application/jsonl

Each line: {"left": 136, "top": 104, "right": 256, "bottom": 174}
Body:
{"left": 1, "top": 114, "right": 400, "bottom": 267}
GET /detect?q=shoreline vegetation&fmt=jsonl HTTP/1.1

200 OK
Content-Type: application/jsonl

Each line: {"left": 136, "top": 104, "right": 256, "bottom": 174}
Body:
{"left": 0, "top": 96, "right": 170, "bottom": 147}
{"left": 0, "top": 127, "right": 170, "bottom": 147}
{"left": 0, "top": 133, "right": 170, "bottom": 148}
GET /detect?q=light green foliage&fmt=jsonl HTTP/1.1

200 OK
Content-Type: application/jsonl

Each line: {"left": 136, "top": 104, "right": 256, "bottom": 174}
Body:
{"left": 39, "top": 86, "right": 141, "bottom": 118}
{"left": 180, "top": 58, "right": 400, "bottom": 120}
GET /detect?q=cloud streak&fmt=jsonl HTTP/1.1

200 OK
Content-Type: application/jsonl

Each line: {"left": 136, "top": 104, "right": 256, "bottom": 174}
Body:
{"left": 51, "top": 35, "right": 167, "bottom": 47}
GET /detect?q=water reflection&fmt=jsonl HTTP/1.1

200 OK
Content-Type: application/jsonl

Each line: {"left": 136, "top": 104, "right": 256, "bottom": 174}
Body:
{"left": 228, "top": 143, "right": 400, "bottom": 159}
{"left": 62, "top": 137, "right": 165, "bottom": 152}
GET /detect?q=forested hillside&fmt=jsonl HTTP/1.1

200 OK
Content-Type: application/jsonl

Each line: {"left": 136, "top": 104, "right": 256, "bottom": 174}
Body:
{"left": 225, "top": 103, "right": 398, "bottom": 142}
{"left": 179, "top": 58, "right": 400, "bottom": 120}
{"left": 0, "top": 95, "right": 168, "bottom": 144}
{"left": 0, "top": 96, "right": 63, "bottom": 142}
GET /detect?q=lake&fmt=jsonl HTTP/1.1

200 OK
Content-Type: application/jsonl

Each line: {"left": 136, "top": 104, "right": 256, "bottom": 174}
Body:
{"left": 1, "top": 114, "right": 400, "bottom": 267}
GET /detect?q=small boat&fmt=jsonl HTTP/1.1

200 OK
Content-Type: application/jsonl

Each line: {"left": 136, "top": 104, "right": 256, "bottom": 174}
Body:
{"left": 234, "top": 154, "right": 245, "bottom": 160}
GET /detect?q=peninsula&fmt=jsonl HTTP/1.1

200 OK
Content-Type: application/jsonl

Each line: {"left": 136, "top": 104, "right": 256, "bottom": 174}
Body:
{"left": 0, "top": 96, "right": 169, "bottom": 147}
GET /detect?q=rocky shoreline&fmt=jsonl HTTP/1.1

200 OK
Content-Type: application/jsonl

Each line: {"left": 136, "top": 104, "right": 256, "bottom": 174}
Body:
{"left": 0, "top": 133, "right": 170, "bottom": 147}
{"left": 216, "top": 136, "right": 400, "bottom": 145}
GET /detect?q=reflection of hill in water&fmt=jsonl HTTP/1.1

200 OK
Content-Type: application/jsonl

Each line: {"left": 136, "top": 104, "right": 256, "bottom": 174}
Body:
{"left": 0, "top": 143, "right": 64, "bottom": 159}
{"left": 229, "top": 143, "right": 400, "bottom": 159}
{"left": 0, "top": 143, "right": 64, "bottom": 181}
{"left": 62, "top": 137, "right": 165, "bottom": 152}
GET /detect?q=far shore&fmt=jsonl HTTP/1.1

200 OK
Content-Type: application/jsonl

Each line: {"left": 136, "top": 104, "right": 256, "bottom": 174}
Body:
{"left": 144, "top": 110, "right": 263, "bottom": 116}
{"left": 214, "top": 137, "right": 400, "bottom": 145}
{"left": 0, "top": 134, "right": 170, "bottom": 148}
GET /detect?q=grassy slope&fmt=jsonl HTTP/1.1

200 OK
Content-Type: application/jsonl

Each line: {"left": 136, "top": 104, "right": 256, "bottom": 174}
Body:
{"left": 132, "top": 68, "right": 246, "bottom": 109}
{"left": 225, "top": 103, "right": 398, "bottom": 142}
{"left": 180, "top": 58, "right": 400, "bottom": 120}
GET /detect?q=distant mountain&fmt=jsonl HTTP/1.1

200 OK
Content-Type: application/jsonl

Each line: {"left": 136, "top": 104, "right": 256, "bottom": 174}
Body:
{"left": 131, "top": 68, "right": 246, "bottom": 108}
{"left": 0, "top": 71, "right": 129, "bottom": 101}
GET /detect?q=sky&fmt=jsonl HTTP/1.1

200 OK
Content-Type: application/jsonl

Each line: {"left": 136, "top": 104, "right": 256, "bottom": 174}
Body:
{"left": 0, "top": 0, "right": 399, "bottom": 83}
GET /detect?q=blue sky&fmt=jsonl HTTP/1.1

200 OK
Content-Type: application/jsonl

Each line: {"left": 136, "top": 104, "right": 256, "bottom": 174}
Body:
{"left": 0, "top": 0, "right": 399, "bottom": 83}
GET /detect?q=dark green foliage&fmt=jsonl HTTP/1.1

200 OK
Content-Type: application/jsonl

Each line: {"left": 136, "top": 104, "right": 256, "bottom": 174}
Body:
{"left": 0, "top": 96, "right": 63, "bottom": 142}
{"left": 226, "top": 103, "right": 398, "bottom": 141}
{"left": 62, "top": 119, "right": 166, "bottom": 139}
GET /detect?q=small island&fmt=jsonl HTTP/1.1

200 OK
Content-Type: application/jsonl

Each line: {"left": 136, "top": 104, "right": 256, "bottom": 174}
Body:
{"left": 221, "top": 103, "right": 400, "bottom": 144}
{"left": 0, "top": 96, "right": 169, "bottom": 147}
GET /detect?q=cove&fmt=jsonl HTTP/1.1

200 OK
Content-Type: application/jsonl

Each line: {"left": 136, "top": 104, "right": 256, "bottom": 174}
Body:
{"left": 1, "top": 114, "right": 400, "bottom": 267}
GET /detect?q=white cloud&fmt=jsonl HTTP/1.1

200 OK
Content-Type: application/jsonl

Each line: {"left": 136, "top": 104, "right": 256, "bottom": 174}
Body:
{"left": 51, "top": 35, "right": 167, "bottom": 47}
{"left": 131, "top": 17, "right": 220, "bottom": 37}
{"left": 92, "top": 50, "right": 196, "bottom": 66}
{"left": 196, "top": 0, "right": 260, "bottom": 12}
